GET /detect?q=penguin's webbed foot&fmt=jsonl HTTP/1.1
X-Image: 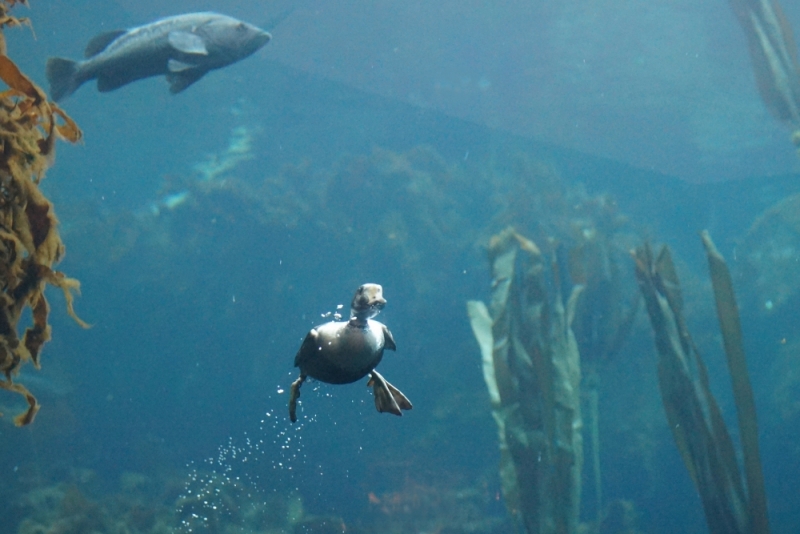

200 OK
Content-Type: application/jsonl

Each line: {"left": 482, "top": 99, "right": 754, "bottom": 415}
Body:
{"left": 288, "top": 375, "right": 306, "bottom": 423}
{"left": 367, "top": 370, "right": 412, "bottom": 416}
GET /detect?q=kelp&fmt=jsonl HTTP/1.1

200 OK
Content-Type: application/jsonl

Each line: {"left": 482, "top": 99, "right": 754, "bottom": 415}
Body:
{"left": 468, "top": 227, "right": 583, "bottom": 534}
{"left": 565, "top": 196, "right": 638, "bottom": 526}
{"left": 701, "top": 231, "right": 769, "bottom": 534}
{"left": 727, "top": 0, "right": 800, "bottom": 148}
{"left": 633, "top": 234, "right": 769, "bottom": 534}
{"left": 0, "top": 0, "right": 85, "bottom": 426}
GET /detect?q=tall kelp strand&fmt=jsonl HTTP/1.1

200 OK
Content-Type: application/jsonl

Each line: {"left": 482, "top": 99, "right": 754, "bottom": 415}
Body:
{"left": 468, "top": 228, "right": 584, "bottom": 534}
{"left": 633, "top": 235, "right": 769, "bottom": 534}
{"left": 727, "top": 0, "right": 800, "bottom": 152}
{"left": 0, "top": 0, "right": 85, "bottom": 427}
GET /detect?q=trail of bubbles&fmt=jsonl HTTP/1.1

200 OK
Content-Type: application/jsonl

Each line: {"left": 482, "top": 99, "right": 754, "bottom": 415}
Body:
{"left": 175, "top": 387, "right": 314, "bottom": 533}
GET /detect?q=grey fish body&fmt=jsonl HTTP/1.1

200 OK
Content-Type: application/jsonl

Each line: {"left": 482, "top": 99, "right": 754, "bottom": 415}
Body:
{"left": 46, "top": 12, "right": 270, "bottom": 101}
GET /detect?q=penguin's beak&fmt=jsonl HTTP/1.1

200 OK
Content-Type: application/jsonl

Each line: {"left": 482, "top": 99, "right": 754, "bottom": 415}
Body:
{"left": 365, "top": 298, "right": 386, "bottom": 317}
{"left": 352, "top": 283, "right": 387, "bottom": 318}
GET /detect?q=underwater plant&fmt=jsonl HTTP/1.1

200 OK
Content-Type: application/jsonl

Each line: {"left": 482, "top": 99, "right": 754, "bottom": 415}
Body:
{"left": 469, "top": 159, "right": 642, "bottom": 533}
{"left": 468, "top": 227, "right": 584, "bottom": 534}
{"left": 0, "top": 0, "right": 86, "bottom": 426}
{"left": 633, "top": 232, "right": 769, "bottom": 534}
{"left": 728, "top": 0, "right": 800, "bottom": 152}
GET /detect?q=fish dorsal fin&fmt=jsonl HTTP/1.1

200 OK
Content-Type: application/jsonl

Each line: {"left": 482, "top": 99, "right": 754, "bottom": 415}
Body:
{"left": 84, "top": 30, "right": 126, "bottom": 57}
{"left": 168, "top": 30, "right": 208, "bottom": 55}
{"left": 167, "top": 59, "right": 195, "bottom": 73}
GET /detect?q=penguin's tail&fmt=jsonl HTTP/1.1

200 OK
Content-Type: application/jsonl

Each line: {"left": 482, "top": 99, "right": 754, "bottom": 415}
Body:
{"left": 46, "top": 57, "right": 81, "bottom": 102}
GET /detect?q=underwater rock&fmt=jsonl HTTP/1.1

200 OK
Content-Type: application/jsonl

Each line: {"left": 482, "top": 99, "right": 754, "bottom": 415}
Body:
{"left": 771, "top": 338, "right": 800, "bottom": 422}
{"left": 293, "top": 516, "right": 346, "bottom": 534}
{"left": 364, "top": 477, "right": 509, "bottom": 534}
{"left": 599, "top": 499, "right": 643, "bottom": 534}
{"left": 740, "top": 192, "right": 800, "bottom": 313}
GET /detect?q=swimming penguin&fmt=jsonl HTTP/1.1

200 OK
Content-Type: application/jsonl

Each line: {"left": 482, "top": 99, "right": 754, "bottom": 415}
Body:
{"left": 288, "top": 283, "right": 412, "bottom": 423}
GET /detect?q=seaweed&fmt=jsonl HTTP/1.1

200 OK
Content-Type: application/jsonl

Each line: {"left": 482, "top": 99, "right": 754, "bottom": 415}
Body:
{"left": 701, "top": 231, "right": 769, "bottom": 534}
{"left": 633, "top": 233, "right": 769, "bottom": 534}
{"left": 468, "top": 227, "right": 583, "bottom": 534}
{"left": 0, "top": 0, "right": 85, "bottom": 426}
{"left": 727, "top": 0, "right": 800, "bottom": 150}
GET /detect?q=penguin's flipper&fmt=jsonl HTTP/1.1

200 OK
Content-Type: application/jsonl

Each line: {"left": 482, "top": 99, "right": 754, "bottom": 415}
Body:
{"left": 368, "top": 370, "right": 412, "bottom": 416}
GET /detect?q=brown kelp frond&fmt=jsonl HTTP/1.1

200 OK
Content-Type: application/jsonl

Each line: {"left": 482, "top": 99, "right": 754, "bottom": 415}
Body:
{"left": 0, "top": 1, "right": 32, "bottom": 56}
{"left": 701, "top": 231, "right": 770, "bottom": 534}
{"left": 728, "top": 0, "right": 800, "bottom": 151}
{"left": 0, "top": 2, "right": 85, "bottom": 426}
{"left": 0, "top": 54, "right": 83, "bottom": 173}
{"left": 635, "top": 236, "right": 769, "bottom": 534}
{"left": 0, "top": 374, "right": 39, "bottom": 426}
{"left": 469, "top": 227, "right": 583, "bottom": 534}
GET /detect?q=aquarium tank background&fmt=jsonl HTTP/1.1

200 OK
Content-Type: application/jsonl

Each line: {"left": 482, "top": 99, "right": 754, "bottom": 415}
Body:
{"left": 1, "top": 0, "right": 800, "bottom": 533}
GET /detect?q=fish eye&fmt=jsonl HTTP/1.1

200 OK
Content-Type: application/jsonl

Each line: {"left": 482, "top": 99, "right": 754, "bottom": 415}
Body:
{"left": 236, "top": 22, "right": 247, "bottom": 32}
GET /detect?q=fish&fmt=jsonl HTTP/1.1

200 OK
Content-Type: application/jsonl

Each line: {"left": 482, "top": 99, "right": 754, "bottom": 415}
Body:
{"left": 46, "top": 12, "right": 271, "bottom": 101}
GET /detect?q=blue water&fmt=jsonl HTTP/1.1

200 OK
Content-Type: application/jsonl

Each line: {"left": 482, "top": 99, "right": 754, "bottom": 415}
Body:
{"left": 1, "top": 1, "right": 800, "bottom": 533}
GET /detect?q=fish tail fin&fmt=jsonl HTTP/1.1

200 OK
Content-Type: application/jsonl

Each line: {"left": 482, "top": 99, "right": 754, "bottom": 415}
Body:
{"left": 46, "top": 57, "right": 81, "bottom": 102}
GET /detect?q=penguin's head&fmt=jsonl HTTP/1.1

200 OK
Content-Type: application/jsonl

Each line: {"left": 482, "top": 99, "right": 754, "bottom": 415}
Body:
{"left": 351, "top": 283, "right": 386, "bottom": 320}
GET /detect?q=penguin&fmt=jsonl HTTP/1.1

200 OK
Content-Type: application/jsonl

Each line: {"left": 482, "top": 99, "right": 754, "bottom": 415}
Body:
{"left": 288, "top": 283, "right": 412, "bottom": 423}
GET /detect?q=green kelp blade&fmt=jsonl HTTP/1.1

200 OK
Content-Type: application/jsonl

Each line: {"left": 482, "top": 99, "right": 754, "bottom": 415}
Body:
{"left": 467, "top": 300, "right": 501, "bottom": 408}
{"left": 470, "top": 227, "right": 584, "bottom": 534}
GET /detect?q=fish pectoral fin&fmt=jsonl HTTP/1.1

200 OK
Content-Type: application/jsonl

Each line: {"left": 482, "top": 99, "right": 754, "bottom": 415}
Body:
{"left": 168, "top": 59, "right": 196, "bottom": 73}
{"left": 168, "top": 30, "right": 209, "bottom": 55}
{"left": 368, "top": 371, "right": 412, "bottom": 416}
{"left": 166, "top": 69, "right": 207, "bottom": 94}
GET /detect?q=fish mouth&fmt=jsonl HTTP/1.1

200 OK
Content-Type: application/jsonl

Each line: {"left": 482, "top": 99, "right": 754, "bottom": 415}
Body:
{"left": 256, "top": 30, "right": 272, "bottom": 47}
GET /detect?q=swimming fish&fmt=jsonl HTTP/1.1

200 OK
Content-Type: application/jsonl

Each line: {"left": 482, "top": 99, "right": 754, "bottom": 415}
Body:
{"left": 46, "top": 12, "right": 271, "bottom": 101}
